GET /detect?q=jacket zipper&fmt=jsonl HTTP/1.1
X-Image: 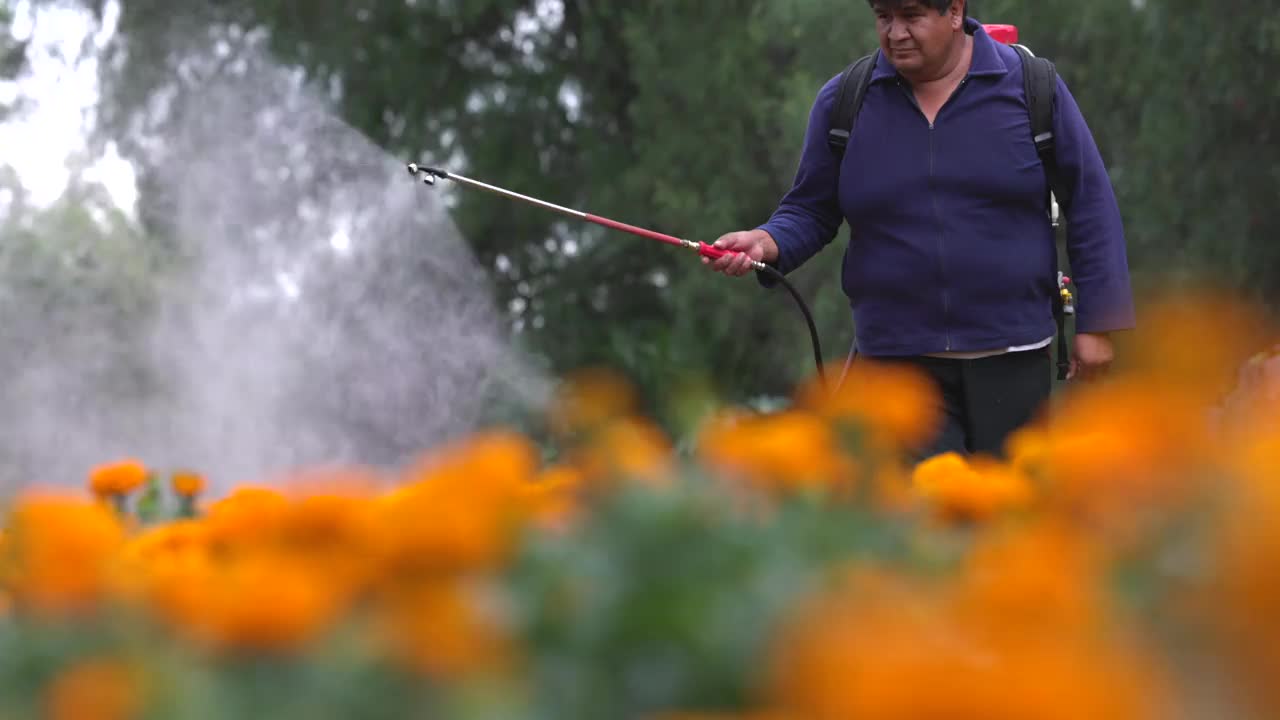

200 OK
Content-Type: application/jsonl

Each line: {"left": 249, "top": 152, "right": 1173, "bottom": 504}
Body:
{"left": 899, "top": 77, "right": 970, "bottom": 352}
{"left": 929, "top": 124, "right": 950, "bottom": 351}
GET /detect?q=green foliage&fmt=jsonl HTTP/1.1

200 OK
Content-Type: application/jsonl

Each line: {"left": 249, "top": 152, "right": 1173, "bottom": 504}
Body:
{"left": 505, "top": 478, "right": 932, "bottom": 718}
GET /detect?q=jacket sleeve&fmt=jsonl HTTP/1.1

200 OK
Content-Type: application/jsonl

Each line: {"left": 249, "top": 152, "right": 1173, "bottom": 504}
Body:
{"left": 755, "top": 74, "right": 847, "bottom": 289}
{"left": 1052, "top": 75, "right": 1137, "bottom": 333}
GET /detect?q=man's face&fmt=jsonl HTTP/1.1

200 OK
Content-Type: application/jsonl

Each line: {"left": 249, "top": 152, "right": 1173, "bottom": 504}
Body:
{"left": 873, "top": 1, "right": 963, "bottom": 77}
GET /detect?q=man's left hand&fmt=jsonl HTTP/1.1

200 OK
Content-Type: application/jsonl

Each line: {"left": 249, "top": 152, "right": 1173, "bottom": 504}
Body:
{"left": 1068, "top": 332, "right": 1114, "bottom": 381}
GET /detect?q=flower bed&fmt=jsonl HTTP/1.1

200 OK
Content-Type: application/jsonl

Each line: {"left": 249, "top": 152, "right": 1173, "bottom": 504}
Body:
{"left": 2, "top": 294, "right": 1279, "bottom": 720}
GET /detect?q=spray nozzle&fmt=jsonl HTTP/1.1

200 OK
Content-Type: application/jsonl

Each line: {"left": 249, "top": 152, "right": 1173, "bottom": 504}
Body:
{"left": 406, "top": 163, "right": 449, "bottom": 186}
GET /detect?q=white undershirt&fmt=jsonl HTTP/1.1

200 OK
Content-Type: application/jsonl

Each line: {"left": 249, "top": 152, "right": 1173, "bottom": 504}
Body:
{"left": 923, "top": 335, "right": 1054, "bottom": 360}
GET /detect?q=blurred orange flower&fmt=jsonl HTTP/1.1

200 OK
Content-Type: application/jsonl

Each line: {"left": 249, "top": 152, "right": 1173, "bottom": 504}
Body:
{"left": 795, "top": 359, "right": 942, "bottom": 452}
{"left": 566, "top": 416, "right": 674, "bottom": 487}
{"left": 3, "top": 493, "right": 126, "bottom": 616}
{"left": 953, "top": 519, "right": 1108, "bottom": 636}
{"left": 764, "top": 565, "right": 1173, "bottom": 720}
{"left": 547, "top": 366, "right": 640, "bottom": 436}
{"left": 170, "top": 470, "right": 206, "bottom": 498}
{"left": 404, "top": 430, "right": 540, "bottom": 491}
{"left": 111, "top": 519, "right": 210, "bottom": 609}
{"left": 1119, "top": 291, "right": 1274, "bottom": 405}
{"left": 175, "top": 550, "right": 347, "bottom": 653}
{"left": 266, "top": 493, "right": 380, "bottom": 594}
{"left": 201, "top": 487, "right": 289, "bottom": 552}
{"left": 44, "top": 658, "right": 142, "bottom": 720}
{"left": 88, "top": 459, "right": 149, "bottom": 499}
{"left": 118, "top": 520, "right": 208, "bottom": 566}
{"left": 697, "top": 409, "right": 859, "bottom": 497}
{"left": 522, "top": 464, "right": 585, "bottom": 531}
{"left": 1196, "top": 429, "right": 1280, "bottom": 718}
{"left": 373, "top": 431, "right": 541, "bottom": 577}
{"left": 911, "top": 452, "right": 1033, "bottom": 524}
{"left": 1034, "top": 377, "right": 1211, "bottom": 530}
{"left": 375, "top": 579, "right": 514, "bottom": 679}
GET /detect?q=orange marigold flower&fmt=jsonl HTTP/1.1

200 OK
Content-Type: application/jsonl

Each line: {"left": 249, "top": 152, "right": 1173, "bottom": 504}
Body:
{"left": 1004, "top": 425, "right": 1050, "bottom": 477}
{"left": 1195, "top": 434, "right": 1280, "bottom": 718}
{"left": 404, "top": 430, "right": 540, "bottom": 491}
{"left": 1035, "top": 377, "right": 1211, "bottom": 532}
{"left": 124, "top": 544, "right": 215, "bottom": 636}
{"left": 88, "top": 459, "right": 149, "bottom": 498}
{"left": 119, "top": 520, "right": 208, "bottom": 564}
{"left": 373, "top": 482, "right": 519, "bottom": 577}
{"left": 547, "top": 366, "right": 640, "bottom": 436}
{"left": 953, "top": 519, "right": 1108, "bottom": 636}
{"left": 1122, "top": 291, "right": 1273, "bottom": 405}
{"left": 3, "top": 492, "right": 126, "bottom": 616}
{"left": 567, "top": 416, "right": 674, "bottom": 488}
{"left": 521, "top": 464, "right": 585, "bottom": 531}
{"left": 268, "top": 493, "right": 381, "bottom": 596}
{"left": 375, "top": 579, "right": 514, "bottom": 679}
{"left": 44, "top": 658, "right": 143, "bottom": 720}
{"left": 764, "top": 567, "right": 1174, "bottom": 720}
{"left": 373, "top": 431, "right": 541, "bottom": 577}
{"left": 911, "top": 452, "right": 1033, "bottom": 524}
{"left": 110, "top": 520, "right": 209, "bottom": 595}
{"left": 795, "top": 359, "right": 942, "bottom": 452}
{"left": 201, "top": 487, "right": 289, "bottom": 551}
{"left": 176, "top": 551, "right": 346, "bottom": 653}
{"left": 697, "top": 409, "right": 859, "bottom": 497}
{"left": 170, "top": 470, "right": 206, "bottom": 498}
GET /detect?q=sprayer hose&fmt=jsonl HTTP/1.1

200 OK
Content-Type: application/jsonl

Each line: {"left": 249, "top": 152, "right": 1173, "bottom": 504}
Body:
{"left": 757, "top": 265, "right": 826, "bottom": 388}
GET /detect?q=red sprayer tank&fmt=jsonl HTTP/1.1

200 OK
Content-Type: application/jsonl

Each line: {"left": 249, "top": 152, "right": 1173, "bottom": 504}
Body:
{"left": 983, "top": 24, "right": 1019, "bottom": 45}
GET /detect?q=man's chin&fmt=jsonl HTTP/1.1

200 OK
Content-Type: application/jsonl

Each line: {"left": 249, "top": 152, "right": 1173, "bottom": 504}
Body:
{"left": 886, "top": 48, "right": 920, "bottom": 64}
{"left": 889, "top": 57, "right": 923, "bottom": 73}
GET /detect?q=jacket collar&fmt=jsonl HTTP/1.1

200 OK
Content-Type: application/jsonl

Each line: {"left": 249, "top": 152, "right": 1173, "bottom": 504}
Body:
{"left": 869, "top": 17, "right": 1010, "bottom": 83}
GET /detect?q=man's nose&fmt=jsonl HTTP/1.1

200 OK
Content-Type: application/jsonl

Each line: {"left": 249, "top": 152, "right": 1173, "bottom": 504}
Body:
{"left": 887, "top": 19, "right": 910, "bottom": 41}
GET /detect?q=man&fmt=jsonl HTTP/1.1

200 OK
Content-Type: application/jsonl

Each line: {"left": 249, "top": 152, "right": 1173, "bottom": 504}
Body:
{"left": 705, "top": 0, "right": 1135, "bottom": 459}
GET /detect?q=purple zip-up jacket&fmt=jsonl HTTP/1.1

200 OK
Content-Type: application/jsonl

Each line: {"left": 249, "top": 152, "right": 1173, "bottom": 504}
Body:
{"left": 757, "top": 18, "right": 1135, "bottom": 357}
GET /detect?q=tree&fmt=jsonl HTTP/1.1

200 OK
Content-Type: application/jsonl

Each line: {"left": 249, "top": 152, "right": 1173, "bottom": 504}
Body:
{"left": 0, "top": 0, "right": 29, "bottom": 121}
{"left": 0, "top": 167, "right": 165, "bottom": 488}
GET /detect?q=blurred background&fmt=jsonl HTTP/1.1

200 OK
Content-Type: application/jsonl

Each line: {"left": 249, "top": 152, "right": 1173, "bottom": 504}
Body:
{"left": 0, "top": 0, "right": 1276, "bottom": 488}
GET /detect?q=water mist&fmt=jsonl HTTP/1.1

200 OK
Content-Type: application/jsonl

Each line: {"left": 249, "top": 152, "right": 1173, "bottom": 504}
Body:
{"left": 0, "top": 25, "right": 552, "bottom": 494}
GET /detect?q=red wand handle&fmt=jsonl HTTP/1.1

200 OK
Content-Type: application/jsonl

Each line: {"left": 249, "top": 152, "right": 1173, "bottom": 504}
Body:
{"left": 585, "top": 215, "right": 765, "bottom": 270}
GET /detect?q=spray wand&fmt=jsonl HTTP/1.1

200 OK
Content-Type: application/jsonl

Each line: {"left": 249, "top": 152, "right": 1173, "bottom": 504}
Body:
{"left": 407, "top": 163, "right": 827, "bottom": 387}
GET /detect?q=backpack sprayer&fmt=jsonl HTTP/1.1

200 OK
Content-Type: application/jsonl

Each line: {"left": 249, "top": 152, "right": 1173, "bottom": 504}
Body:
{"left": 407, "top": 22, "right": 1076, "bottom": 392}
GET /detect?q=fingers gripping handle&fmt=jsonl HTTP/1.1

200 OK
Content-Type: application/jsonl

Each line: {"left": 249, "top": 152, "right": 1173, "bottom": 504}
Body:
{"left": 698, "top": 242, "right": 766, "bottom": 270}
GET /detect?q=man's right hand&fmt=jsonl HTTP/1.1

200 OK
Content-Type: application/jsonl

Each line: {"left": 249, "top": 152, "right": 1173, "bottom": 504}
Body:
{"left": 702, "top": 229, "right": 779, "bottom": 277}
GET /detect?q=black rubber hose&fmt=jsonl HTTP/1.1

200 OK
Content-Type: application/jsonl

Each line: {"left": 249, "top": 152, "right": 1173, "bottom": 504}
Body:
{"left": 758, "top": 265, "right": 826, "bottom": 388}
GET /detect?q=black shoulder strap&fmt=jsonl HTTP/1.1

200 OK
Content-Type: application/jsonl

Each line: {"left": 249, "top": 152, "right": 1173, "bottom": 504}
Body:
{"left": 826, "top": 51, "right": 878, "bottom": 159}
{"left": 1013, "top": 43, "right": 1076, "bottom": 381}
{"left": 1011, "top": 44, "right": 1073, "bottom": 218}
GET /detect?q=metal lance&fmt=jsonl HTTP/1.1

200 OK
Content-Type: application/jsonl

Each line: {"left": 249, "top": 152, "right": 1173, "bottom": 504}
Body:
{"left": 407, "top": 163, "right": 826, "bottom": 387}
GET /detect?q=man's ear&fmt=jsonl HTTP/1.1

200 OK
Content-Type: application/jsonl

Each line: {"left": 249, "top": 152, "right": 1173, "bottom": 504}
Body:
{"left": 952, "top": 0, "right": 965, "bottom": 29}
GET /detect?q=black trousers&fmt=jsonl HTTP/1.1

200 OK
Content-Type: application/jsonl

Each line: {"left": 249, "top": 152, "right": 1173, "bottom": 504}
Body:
{"left": 853, "top": 348, "right": 1052, "bottom": 461}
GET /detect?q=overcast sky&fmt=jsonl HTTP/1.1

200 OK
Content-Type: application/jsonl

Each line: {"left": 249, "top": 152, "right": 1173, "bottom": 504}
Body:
{"left": 1, "top": 0, "right": 137, "bottom": 214}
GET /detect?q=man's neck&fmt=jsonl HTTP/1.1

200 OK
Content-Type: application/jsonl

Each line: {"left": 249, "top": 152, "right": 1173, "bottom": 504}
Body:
{"left": 904, "top": 33, "right": 973, "bottom": 89}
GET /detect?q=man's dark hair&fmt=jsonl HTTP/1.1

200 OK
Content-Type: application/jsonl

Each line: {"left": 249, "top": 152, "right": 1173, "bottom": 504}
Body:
{"left": 868, "top": 0, "right": 969, "bottom": 18}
